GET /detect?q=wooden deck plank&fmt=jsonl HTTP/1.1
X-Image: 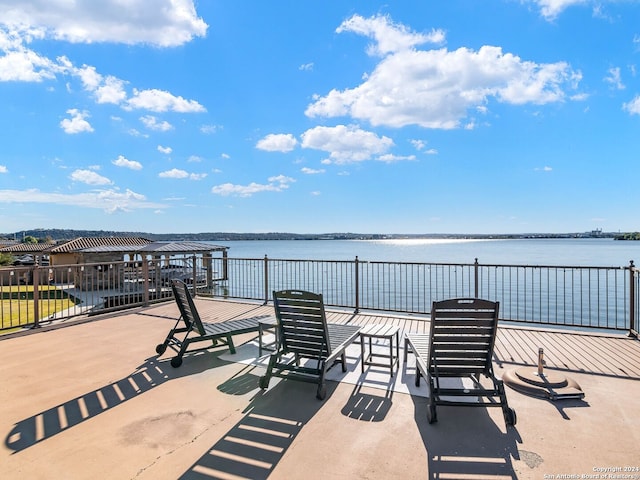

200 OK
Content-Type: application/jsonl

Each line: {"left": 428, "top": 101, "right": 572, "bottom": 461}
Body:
{"left": 187, "top": 297, "right": 640, "bottom": 380}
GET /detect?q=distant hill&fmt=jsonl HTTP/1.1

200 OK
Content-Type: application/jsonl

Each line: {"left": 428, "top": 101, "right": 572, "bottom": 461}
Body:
{"left": 0, "top": 228, "right": 622, "bottom": 242}
{"left": 0, "top": 229, "right": 384, "bottom": 242}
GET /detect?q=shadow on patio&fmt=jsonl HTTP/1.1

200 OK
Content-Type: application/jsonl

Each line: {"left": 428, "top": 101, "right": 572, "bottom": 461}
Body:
{"left": 5, "top": 354, "right": 221, "bottom": 453}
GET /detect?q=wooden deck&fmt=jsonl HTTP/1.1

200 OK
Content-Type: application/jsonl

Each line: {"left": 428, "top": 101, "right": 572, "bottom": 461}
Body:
{"left": 146, "top": 296, "right": 640, "bottom": 381}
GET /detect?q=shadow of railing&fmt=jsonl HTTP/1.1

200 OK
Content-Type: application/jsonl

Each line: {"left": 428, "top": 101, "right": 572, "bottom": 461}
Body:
{"left": 5, "top": 355, "right": 219, "bottom": 453}
{"left": 180, "top": 379, "right": 336, "bottom": 479}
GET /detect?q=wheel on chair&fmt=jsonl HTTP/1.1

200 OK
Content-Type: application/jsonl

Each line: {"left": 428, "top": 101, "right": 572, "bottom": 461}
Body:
{"left": 505, "top": 407, "right": 517, "bottom": 426}
{"left": 155, "top": 343, "right": 167, "bottom": 355}
{"left": 170, "top": 356, "right": 183, "bottom": 368}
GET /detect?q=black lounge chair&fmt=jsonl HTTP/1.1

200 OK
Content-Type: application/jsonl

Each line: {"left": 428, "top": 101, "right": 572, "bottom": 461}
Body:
{"left": 259, "top": 290, "right": 361, "bottom": 399}
{"left": 404, "top": 298, "right": 516, "bottom": 426}
{"left": 156, "top": 280, "right": 263, "bottom": 367}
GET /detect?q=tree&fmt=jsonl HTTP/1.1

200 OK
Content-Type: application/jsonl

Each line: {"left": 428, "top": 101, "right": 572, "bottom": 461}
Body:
{"left": 23, "top": 235, "right": 37, "bottom": 244}
{"left": 0, "top": 253, "right": 15, "bottom": 266}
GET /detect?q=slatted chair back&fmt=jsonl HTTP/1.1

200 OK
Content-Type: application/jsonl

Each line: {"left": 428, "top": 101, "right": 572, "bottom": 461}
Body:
{"left": 428, "top": 297, "right": 500, "bottom": 378}
{"left": 171, "top": 280, "right": 206, "bottom": 336}
{"left": 273, "top": 290, "right": 332, "bottom": 361}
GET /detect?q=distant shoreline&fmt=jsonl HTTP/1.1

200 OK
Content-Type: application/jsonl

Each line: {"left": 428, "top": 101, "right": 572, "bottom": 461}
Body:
{"left": 0, "top": 228, "right": 626, "bottom": 242}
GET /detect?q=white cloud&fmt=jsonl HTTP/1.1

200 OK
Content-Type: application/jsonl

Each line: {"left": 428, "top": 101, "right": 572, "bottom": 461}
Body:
{"left": 157, "top": 145, "right": 172, "bottom": 154}
{"left": 200, "top": 124, "right": 221, "bottom": 134}
{"left": 256, "top": 133, "right": 298, "bottom": 152}
{"left": 159, "top": 168, "right": 207, "bottom": 180}
{"left": 301, "top": 167, "right": 325, "bottom": 174}
{"left": 187, "top": 155, "right": 203, "bottom": 162}
{"left": 0, "top": 188, "right": 165, "bottom": 213}
{"left": 127, "top": 128, "right": 148, "bottom": 138}
{"left": 112, "top": 155, "right": 142, "bottom": 170}
{"left": 306, "top": 15, "right": 581, "bottom": 129}
{"left": 0, "top": 31, "right": 206, "bottom": 115}
{"left": 337, "top": 14, "right": 445, "bottom": 57}
{"left": 299, "top": 63, "right": 314, "bottom": 71}
{"left": 301, "top": 125, "right": 394, "bottom": 164}
{"left": 410, "top": 139, "right": 427, "bottom": 150}
{"left": 127, "top": 88, "right": 206, "bottom": 113}
{"left": 60, "top": 109, "right": 94, "bottom": 134}
{"left": 159, "top": 168, "right": 189, "bottom": 179}
{"left": 69, "top": 169, "right": 112, "bottom": 185}
{"left": 623, "top": 95, "right": 640, "bottom": 115}
{"left": 212, "top": 175, "right": 295, "bottom": 197}
{"left": 140, "top": 115, "right": 174, "bottom": 131}
{"left": 376, "top": 154, "right": 416, "bottom": 163}
{"left": 604, "top": 67, "right": 625, "bottom": 90}
{"left": 0, "top": 0, "right": 207, "bottom": 47}
{"left": 75, "top": 64, "right": 129, "bottom": 104}
{"left": 0, "top": 165, "right": 7, "bottom": 173}
{"left": 0, "top": 29, "right": 65, "bottom": 81}
{"left": 531, "top": 0, "right": 589, "bottom": 20}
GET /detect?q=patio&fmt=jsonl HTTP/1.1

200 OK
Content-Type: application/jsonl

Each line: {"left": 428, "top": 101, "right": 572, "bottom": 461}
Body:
{"left": 1, "top": 297, "right": 639, "bottom": 479}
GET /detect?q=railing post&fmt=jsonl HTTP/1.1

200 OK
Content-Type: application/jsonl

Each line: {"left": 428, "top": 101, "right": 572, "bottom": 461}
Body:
{"left": 142, "top": 260, "right": 150, "bottom": 306}
{"left": 474, "top": 258, "right": 479, "bottom": 298}
{"left": 354, "top": 256, "right": 360, "bottom": 313}
{"left": 263, "top": 255, "right": 269, "bottom": 305}
{"left": 32, "top": 265, "right": 40, "bottom": 328}
{"left": 629, "top": 260, "right": 636, "bottom": 338}
{"left": 191, "top": 255, "right": 197, "bottom": 295}
{"left": 222, "top": 250, "right": 228, "bottom": 281}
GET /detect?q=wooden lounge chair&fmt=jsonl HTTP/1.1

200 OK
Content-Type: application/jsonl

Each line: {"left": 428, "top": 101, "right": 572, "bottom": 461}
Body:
{"left": 155, "top": 280, "right": 263, "bottom": 367}
{"left": 259, "top": 290, "right": 361, "bottom": 399}
{"left": 404, "top": 298, "right": 516, "bottom": 426}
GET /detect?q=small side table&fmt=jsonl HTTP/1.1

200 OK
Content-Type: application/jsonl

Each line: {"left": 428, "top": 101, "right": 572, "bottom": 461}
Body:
{"left": 360, "top": 324, "right": 400, "bottom": 377}
{"left": 258, "top": 317, "right": 279, "bottom": 356}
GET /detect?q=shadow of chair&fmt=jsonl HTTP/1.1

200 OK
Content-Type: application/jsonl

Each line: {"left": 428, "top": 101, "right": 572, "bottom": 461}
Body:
{"left": 412, "top": 394, "right": 523, "bottom": 479}
{"left": 5, "top": 352, "right": 230, "bottom": 453}
{"left": 180, "top": 380, "right": 336, "bottom": 479}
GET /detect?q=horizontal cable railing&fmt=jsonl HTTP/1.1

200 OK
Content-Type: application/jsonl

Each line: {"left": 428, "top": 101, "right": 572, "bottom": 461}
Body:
{"left": 1, "top": 256, "right": 637, "bottom": 335}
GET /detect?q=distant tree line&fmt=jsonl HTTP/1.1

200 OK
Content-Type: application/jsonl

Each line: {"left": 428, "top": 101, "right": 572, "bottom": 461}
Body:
{"left": 614, "top": 232, "right": 640, "bottom": 241}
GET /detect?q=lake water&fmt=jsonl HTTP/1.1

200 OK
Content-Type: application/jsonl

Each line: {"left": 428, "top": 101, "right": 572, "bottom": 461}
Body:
{"left": 218, "top": 238, "right": 640, "bottom": 268}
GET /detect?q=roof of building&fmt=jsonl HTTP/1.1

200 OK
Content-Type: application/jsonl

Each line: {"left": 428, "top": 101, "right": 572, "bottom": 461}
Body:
{"left": 0, "top": 237, "right": 228, "bottom": 256}
{"left": 48, "top": 237, "right": 152, "bottom": 253}
{"left": 78, "top": 241, "right": 227, "bottom": 254}
{"left": 137, "top": 241, "right": 227, "bottom": 254}
{"left": 0, "top": 242, "right": 56, "bottom": 253}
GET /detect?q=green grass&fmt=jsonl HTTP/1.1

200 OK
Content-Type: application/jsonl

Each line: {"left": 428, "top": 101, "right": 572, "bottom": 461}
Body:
{"left": 1, "top": 285, "right": 78, "bottom": 329}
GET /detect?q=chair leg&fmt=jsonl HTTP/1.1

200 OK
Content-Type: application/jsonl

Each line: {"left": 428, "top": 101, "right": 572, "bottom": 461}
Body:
{"left": 259, "top": 353, "right": 277, "bottom": 390}
{"left": 226, "top": 334, "right": 236, "bottom": 354}
{"left": 317, "top": 362, "right": 327, "bottom": 400}
{"left": 340, "top": 352, "right": 347, "bottom": 372}
{"left": 427, "top": 400, "right": 438, "bottom": 424}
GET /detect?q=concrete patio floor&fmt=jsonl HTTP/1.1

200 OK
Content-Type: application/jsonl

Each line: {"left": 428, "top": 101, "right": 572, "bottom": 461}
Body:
{"left": 1, "top": 298, "right": 639, "bottom": 479}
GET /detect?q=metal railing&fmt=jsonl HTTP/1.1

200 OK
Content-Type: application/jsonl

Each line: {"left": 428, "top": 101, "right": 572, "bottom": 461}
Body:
{"left": 1, "top": 256, "right": 638, "bottom": 336}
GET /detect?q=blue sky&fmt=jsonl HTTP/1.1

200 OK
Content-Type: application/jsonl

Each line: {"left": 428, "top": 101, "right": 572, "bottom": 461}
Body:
{"left": 1, "top": 0, "right": 640, "bottom": 235}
